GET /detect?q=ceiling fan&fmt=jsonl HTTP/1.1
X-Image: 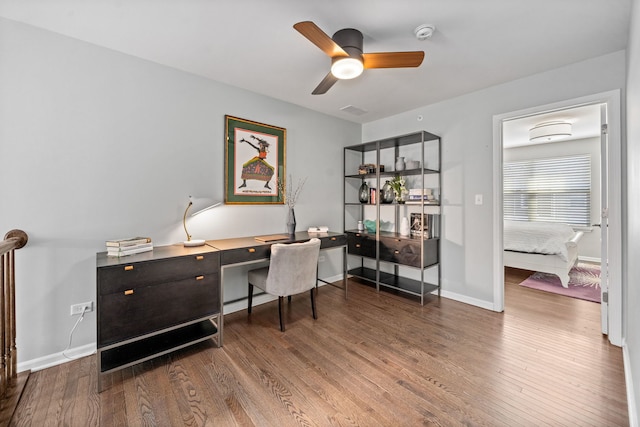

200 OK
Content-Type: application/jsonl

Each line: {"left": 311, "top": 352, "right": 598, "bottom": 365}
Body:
{"left": 293, "top": 21, "right": 425, "bottom": 95}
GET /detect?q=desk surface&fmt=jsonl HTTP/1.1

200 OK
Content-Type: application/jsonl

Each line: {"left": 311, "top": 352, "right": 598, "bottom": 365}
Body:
{"left": 96, "top": 244, "right": 218, "bottom": 267}
{"left": 206, "top": 231, "right": 344, "bottom": 252}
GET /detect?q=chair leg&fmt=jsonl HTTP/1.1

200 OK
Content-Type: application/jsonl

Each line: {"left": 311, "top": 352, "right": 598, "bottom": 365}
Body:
{"left": 310, "top": 288, "right": 317, "bottom": 320}
{"left": 278, "top": 296, "right": 285, "bottom": 331}
{"left": 248, "top": 283, "right": 254, "bottom": 314}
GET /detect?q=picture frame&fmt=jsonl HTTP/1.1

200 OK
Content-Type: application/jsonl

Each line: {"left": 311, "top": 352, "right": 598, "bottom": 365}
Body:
{"left": 224, "top": 115, "right": 286, "bottom": 204}
{"left": 410, "top": 213, "right": 429, "bottom": 237}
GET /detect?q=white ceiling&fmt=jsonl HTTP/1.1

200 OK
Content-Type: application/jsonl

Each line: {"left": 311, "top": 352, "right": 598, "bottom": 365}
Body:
{"left": 0, "top": 0, "right": 631, "bottom": 124}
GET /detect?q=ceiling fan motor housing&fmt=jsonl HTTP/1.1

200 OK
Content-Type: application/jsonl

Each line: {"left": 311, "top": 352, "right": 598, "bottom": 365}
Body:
{"left": 332, "top": 28, "right": 364, "bottom": 59}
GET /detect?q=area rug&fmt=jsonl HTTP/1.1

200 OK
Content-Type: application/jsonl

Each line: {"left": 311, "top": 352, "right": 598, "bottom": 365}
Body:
{"left": 518, "top": 263, "right": 601, "bottom": 303}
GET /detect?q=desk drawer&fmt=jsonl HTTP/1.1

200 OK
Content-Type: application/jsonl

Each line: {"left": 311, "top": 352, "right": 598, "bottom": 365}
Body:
{"left": 98, "top": 274, "right": 219, "bottom": 346}
{"left": 220, "top": 245, "right": 271, "bottom": 265}
{"left": 320, "top": 234, "right": 347, "bottom": 249}
{"left": 347, "top": 232, "right": 376, "bottom": 259}
{"left": 98, "top": 252, "right": 219, "bottom": 296}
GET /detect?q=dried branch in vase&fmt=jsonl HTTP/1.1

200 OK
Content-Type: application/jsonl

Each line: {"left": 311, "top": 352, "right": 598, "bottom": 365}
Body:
{"left": 277, "top": 175, "right": 307, "bottom": 208}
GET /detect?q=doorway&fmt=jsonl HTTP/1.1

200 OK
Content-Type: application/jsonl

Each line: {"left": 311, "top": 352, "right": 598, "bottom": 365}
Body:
{"left": 492, "top": 90, "right": 622, "bottom": 346}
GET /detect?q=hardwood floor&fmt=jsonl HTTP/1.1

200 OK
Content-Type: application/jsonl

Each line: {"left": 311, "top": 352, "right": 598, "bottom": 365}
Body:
{"left": 11, "top": 271, "right": 628, "bottom": 426}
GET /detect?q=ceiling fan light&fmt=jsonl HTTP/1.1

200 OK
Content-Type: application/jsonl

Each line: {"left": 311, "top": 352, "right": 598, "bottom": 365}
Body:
{"left": 331, "top": 57, "right": 364, "bottom": 80}
{"left": 529, "top": 121, "right": 572, "bottom": 142}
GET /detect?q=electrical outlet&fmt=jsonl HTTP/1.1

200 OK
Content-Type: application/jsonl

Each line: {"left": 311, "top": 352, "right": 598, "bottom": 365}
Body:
{"left": 70, "top": 301, "right": 93, "bottom": 316}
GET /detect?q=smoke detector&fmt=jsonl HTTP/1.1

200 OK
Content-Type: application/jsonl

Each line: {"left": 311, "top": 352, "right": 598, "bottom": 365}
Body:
{"left": 415, "top": 24, "right": 435, "bottom": 40}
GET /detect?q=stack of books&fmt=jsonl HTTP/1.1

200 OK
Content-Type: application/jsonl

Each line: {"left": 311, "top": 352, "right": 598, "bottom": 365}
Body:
{"left": 308, "top": 226, "right": 329, "bottom": 233}
{"left": 406, "top": 188, "right": 438, "bottom": 204}
{"left": 106, "top": 237, "right": 153, "bottom": 257}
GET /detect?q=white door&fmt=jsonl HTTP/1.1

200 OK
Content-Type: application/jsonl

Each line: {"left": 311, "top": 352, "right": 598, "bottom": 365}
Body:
{"left": 600, "top": 104, "right": 609, "bottom": 334}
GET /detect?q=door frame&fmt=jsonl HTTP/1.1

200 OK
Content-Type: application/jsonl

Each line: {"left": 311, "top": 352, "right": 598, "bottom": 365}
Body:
{"left": 491, "top": 89, "right": 622, "bottom": 346}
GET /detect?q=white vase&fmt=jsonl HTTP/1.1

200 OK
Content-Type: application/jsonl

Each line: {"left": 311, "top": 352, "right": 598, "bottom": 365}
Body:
{"left": 400, "top": 217, "right": 410, "bottom": 236}
{"left": 395, "top": 157, "right": 405, "bottom": 171}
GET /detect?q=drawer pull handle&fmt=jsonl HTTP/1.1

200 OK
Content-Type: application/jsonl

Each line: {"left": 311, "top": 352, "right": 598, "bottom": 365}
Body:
{"left": 355, "top": 233, "right": 361, "bottom": 237}
{"left": 395, "top": 250, "right": 400, "bottom": 254}
{"left": 124, "top": 289, "right": 134, "bottom": 296}
{"left": 248, "top": 248, "right": 256, "bottom": 253}
{"left": 196, "top": 275, "right": 204, "bottom": 281}
{"left": 124, "top": 265, "right": 134, "bottom": 271}
{"left": 331, "top": 237, "right": 336, "bottom": 241}
{"left": 196, "top": 255, "right": 204, "bottom": 261}
{"left": 355, "top": 244, "right": 361, "bottom": 248}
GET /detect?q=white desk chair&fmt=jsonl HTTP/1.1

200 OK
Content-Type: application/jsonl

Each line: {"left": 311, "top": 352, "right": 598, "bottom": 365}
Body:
{"left": 247, "top": 238, "right": 321, "bottom": 331}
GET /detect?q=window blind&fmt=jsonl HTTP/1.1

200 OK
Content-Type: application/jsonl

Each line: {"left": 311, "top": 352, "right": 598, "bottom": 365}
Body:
{"left": 504, "top": 154, "right": 591, "bottom": 226}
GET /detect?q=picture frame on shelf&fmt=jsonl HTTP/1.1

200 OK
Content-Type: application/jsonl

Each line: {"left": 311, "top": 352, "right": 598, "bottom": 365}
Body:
{"left": 224, "top": 115, "right": 286, "bottom": 204}
{"left": 410, "top": 213, "right": 429, "bottom": 238}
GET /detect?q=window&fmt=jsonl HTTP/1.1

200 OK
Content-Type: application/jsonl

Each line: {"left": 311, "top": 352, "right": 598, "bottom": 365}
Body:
{"left": 503, "top": 154, "right": 591, "bottom": 226}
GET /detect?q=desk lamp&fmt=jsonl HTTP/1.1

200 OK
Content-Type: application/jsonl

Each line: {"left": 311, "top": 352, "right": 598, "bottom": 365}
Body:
{"left": 183, "top": 196, "right": 221, "bottom": 247}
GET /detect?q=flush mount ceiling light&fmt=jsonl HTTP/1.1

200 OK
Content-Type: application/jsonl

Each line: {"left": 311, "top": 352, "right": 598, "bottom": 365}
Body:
{"left": 529, "top": 121, "right": 572, "bottom": 142}
{"left": 331, "top": 56, "right": 364, "bottom": 79}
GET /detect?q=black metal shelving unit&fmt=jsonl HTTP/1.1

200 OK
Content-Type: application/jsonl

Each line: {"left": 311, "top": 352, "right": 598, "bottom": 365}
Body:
{"left": 343, "top": 131, "right": 441, "bottom": 304}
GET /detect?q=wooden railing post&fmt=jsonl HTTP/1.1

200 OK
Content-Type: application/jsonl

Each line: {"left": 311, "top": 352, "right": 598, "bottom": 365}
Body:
{"left": 0, "top": 229, "right": 28, "bottom": 424}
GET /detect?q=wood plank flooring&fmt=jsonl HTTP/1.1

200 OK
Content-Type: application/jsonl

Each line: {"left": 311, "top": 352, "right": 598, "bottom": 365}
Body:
{"left": 10, "top": 270, "right": 628, "bottom": 426}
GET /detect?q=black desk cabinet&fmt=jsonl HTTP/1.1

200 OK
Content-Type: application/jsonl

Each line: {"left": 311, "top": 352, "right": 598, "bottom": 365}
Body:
{"left": 96, "top": 245, "right": 221, "bottom": 392}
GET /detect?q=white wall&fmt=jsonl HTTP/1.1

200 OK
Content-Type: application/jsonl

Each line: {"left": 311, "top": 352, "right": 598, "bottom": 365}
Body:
{"left": 362, "top": 50, "right": 626, "bottom": 306}
{"left": 625, "top": 0, "right": 640, "bottom": 423}
{"left": 503, "top": 137, "right": 602, "bottom": 260}
{"left": 0, "top": 18, "right": 360, "bottom": 368}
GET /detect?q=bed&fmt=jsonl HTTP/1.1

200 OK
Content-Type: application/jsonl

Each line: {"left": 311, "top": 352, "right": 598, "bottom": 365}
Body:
{"left": 503, "top": 220, "right": 584, "bottom": 288}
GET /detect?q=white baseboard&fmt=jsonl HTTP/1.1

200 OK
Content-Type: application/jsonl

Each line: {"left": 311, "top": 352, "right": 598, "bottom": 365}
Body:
{"left": 578, "top": 256, "right": 602, "bottom": 263}
{"left": 18, "top": 343, "right": 96, "bottom": 373}
{"left": 623, "top": 341, "right": 639, "bottom": 427}
{"left": 225, "top": 274, "right": 343, "bottom": 314}
{"left": 225, "top": 292, "right": 278, "bottom": 314}
{"left": 437, "top": 289, "right": 495, "bottom": 311}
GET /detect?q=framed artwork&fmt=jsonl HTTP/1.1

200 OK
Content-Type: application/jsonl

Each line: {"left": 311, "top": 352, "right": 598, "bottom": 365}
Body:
{"left": 224, "top": 115, "right": 286, "bottom": 204}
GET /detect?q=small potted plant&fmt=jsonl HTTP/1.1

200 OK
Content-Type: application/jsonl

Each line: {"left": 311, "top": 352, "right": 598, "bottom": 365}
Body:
{"left": 388, "top": 175, "right": 408, "bottom": 203}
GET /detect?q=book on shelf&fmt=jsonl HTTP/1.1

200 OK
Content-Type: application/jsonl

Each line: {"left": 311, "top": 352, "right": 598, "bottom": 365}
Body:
{"left": 107, "top": 242, "right": 153, "bottom": 252}
{"left": 405, "top": 200, "right": 439, "bottom": 205}
{"left": 106, "top": 237, "right": 152, "bottom": 247}
{"left": 107, "top": 244, "right": 154, "bottom": 257}
{"left": 408, "top": 188, "right": 434, "bottom": 195}
{"left": 407, "top": 194, "right": 436, "bottom": 201}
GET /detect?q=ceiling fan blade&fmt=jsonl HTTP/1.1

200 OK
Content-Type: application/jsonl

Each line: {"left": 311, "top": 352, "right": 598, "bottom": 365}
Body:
{"left": 363, "top": 51, "right": 425, "bottom": 69}
{"left": 312, "top": 72, "right": 339, "bottom": 95}
{"left": 294, "top": 21, "right": 348, "bottom": 58}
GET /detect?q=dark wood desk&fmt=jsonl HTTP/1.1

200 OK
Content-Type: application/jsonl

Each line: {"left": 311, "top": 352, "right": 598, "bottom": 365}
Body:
{"left": 206, "top": 231, "right": 347, "bottom": 345}
{"left": 95, "top": 232, "right": 346, "bottom": 391}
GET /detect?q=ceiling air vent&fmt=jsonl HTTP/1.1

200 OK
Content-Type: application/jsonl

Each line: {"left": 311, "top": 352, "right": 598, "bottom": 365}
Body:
{"left": 340, "top": 105, "right": 368, "bottom": 116}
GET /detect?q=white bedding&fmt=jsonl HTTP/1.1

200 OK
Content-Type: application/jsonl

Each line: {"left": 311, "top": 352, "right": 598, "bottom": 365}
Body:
{"left": 503, "top": 220, "right": 576, "bottom": 262}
